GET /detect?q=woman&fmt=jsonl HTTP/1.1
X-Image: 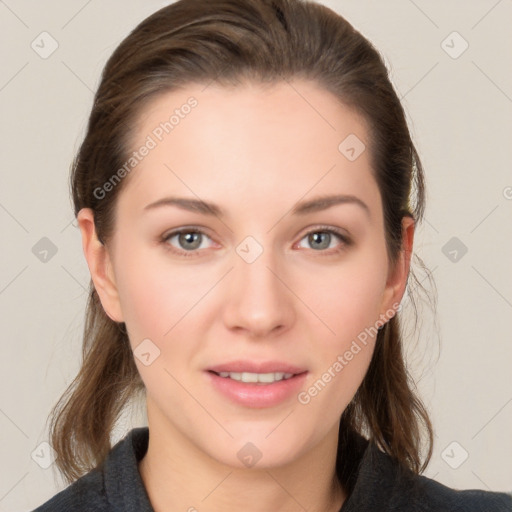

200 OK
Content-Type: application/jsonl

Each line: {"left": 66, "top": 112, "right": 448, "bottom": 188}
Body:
{"left": 32, "top": 0, "right": 511, "bottom": 510}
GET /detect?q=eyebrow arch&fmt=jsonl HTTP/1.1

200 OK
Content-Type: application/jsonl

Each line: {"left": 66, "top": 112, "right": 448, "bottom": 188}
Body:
{"left": 291, "top": 194, "right": 370, "bottom": 217}
{"left": 143, "top": 194, "right": 370, "bottom": 218}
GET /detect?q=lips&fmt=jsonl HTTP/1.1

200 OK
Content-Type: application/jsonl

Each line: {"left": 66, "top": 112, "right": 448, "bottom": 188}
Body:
{"left": 207, "top": 360, "right": 307, "bottom": 375}
{"left": 206, "top": 368, "right": 308, "bottom": 408}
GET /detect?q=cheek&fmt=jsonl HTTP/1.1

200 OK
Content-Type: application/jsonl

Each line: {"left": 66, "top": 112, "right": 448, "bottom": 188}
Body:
{"left": 306, "top": 251, "right": 388, "bottom": 343}
{"left": 113, "top": 248, "right": 210, "bottom": 402}
{"left": 297, "top": 263, "right": 385, "bottom": 417}
{"left": 113, "top": 244, "right": 205, "bottom": 348}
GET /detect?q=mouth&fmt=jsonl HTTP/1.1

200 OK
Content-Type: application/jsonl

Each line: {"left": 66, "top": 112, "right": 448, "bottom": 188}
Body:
{"left": 208, "top": 370, "right": 304, "bottom": 384}
{"left": 205, "top": 361, "right": 308, "bottom": 408}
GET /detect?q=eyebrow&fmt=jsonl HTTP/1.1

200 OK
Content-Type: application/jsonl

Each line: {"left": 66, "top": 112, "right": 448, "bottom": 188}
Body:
{"left": 143, "top": 194, "right": 370, "bottom": 218}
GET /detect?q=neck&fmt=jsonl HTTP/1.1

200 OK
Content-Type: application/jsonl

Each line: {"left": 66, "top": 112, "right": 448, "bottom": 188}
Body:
{"left": 138, "top": 410, "right": 346, "bottom": 512}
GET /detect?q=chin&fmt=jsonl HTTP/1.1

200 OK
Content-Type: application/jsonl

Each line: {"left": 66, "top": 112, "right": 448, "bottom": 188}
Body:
{"left": 201, "top": 429, "right": 312, "bottom": 470}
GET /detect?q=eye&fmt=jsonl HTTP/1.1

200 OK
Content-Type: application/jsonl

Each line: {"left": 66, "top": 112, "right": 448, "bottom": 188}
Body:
{"left": 161, "top": 225, "right": 351, "bottom": 258}
{"left": 161, "top": 228, "right": 215, "bottom": 257}
{"left": 296, "top": 227, "right": 351, "bottom": 254}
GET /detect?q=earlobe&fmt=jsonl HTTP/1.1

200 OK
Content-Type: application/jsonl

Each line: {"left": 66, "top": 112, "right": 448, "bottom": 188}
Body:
{"left": 76, "top": 208, "right": 124, "bottom": 323}
{"left": 381, "top": 216, "right": 415, "bottom": 317}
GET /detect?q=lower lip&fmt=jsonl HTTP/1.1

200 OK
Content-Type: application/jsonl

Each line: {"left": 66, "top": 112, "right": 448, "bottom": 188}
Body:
{"left": 205, "top": 371, "right": 308, "bottom": 408}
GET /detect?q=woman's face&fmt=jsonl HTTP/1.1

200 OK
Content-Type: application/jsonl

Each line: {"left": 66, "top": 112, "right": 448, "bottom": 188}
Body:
{"left": 80, "top": 80, "right": 409, "bottom": 469}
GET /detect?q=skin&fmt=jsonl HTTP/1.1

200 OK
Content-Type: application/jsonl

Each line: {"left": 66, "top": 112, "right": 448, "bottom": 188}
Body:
{"left": 78, "top": 80, "right": 414, "bottom": 512}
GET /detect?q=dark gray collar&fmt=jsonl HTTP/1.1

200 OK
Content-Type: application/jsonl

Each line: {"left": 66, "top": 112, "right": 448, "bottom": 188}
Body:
{"left": 103, "top": 427, "right": 154, "bottom": 511}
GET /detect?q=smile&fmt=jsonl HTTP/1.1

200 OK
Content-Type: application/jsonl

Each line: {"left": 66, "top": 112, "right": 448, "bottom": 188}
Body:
{"left": 212, "top": 371, "right": 295, "bottom": 384}
{"left": 206, "top": 370, "right": 308, "bottom": 408}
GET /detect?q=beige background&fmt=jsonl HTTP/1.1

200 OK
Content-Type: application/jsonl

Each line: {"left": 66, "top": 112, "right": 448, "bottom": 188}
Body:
{"left": 1, "top": 0, "right": 511, "bottom": 510}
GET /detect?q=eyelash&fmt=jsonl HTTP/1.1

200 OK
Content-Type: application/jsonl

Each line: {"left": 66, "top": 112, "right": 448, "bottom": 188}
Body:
{"left": 160, "top": 225, "right": 352, "bottom": 258}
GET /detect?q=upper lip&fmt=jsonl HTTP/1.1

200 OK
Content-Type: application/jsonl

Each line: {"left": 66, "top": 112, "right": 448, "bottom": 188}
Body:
{"left": 207, "top": 360, "right": 307, "bottom": 374}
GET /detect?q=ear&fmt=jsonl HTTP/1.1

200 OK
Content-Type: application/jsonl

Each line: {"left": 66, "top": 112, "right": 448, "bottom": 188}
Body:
{"left": 76, "top": 208, "right": 124, "bottom": 323}
{"left": 379, "top": 216, "right": 415, "bottom": 317}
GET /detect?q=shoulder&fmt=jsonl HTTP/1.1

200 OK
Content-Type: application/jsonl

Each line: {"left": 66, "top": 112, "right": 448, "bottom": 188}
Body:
{"left": 375, "top": 445, "right": 512, "bottom": 512}
{"left": 343, "top": 437, "right": 512, "bottom": 512}
{"left": 31, "top": 427, "right": 152, "bottom": 512}
{"left": 406, "top": 472, "right": 512, "bottom": 512}
{"left": 30, "top": 468, "right": 108, "bottom": 511}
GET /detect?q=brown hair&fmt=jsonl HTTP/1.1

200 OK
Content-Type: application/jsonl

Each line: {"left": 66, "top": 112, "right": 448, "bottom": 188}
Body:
{"left": 49, "top": 0, "right": 434, "bottom": 486}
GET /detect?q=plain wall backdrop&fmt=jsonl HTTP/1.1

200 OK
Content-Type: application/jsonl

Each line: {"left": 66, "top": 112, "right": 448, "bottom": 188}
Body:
{"left": 1, "top": 0, "right": 511, "bottom": 510}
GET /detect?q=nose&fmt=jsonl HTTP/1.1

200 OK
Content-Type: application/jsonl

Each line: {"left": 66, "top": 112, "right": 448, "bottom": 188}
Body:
{"left": 222, "top": 246, "right": 295, "bottom": 338}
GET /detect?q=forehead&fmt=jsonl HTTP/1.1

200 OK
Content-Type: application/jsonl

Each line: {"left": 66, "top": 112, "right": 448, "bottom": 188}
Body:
{"left": 119, "top": 79, "right": 380, "bottom": 219}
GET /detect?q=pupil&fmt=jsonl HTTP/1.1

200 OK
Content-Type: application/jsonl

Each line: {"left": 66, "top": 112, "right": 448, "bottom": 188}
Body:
{"left": 180, "top": 232, "right": 200, "bottom": 249}
{"left": 310, "top": 232, "right": 329, "bottom": 250}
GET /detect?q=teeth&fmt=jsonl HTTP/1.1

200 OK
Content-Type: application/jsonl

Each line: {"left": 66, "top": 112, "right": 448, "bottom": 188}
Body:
{"left": 217, "top": 371, "right": 294, "bottom": 383}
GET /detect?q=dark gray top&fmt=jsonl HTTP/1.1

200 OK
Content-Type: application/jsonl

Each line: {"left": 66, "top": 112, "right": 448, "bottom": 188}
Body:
{"left": 32, "top": 427, "right": 512, "bottom": 511}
